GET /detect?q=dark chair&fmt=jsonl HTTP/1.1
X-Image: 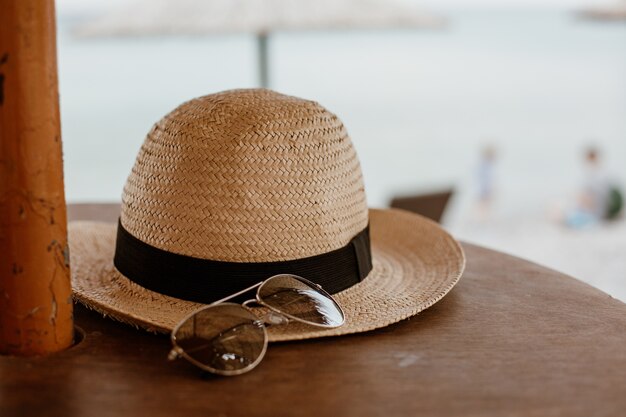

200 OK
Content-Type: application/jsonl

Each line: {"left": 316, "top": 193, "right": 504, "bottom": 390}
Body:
{"left": 389, "top": 189, "right": 454, "bottom": 223}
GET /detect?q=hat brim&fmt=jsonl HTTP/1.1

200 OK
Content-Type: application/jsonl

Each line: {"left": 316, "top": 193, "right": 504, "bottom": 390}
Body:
{"left": 69, "top": 208, "right": 465, "bottom": 341}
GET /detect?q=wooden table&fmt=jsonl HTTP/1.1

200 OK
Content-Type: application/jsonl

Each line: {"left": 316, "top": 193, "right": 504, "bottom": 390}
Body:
{"left": 2, "top": 204, "right": 625, "bottom": 417}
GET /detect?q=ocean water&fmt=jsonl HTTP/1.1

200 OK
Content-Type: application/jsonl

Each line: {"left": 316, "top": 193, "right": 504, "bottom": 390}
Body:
{"left": 55, "top": 8, "right": 626, "bottom": 298}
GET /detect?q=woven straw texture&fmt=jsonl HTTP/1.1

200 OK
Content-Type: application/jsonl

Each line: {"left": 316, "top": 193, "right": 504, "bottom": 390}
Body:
{"left": 69, "top": 209, "right": 465, "bottom": 340}
{"left": 121, "top": 89, "right": 368, "bottom": 262}
{"left": 68, "top": 88, "right": 465, "bottom": 340}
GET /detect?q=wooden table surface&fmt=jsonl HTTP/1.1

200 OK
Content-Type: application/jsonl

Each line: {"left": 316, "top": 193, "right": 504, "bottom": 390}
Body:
{"left": 2, "top": 203, "right": 625, "bottom": 417}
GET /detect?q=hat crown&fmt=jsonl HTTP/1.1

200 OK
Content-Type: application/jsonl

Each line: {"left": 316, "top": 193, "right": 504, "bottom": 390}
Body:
{"left": 121, "top": 89, "right": 368, "bottom": 262}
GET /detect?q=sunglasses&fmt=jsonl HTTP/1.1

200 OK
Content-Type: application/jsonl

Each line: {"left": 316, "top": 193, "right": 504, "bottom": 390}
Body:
{"left": 167, "top": 274, "right": 345, "bottom": 376}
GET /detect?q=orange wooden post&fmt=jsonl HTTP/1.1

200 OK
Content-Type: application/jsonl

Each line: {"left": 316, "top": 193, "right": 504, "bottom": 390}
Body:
{"left": 0, "top": 0, "right": 74, "bottom": 355}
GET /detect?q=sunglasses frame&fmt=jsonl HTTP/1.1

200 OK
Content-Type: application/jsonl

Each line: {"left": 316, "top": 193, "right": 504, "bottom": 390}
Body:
{"left": 168, "top": 274, "right": 345, "bottom": 376}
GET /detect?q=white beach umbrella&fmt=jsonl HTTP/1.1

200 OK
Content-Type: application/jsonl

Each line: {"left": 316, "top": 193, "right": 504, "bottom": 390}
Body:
{"left": 74, "top": 0, "right": 444, "bottom": 87}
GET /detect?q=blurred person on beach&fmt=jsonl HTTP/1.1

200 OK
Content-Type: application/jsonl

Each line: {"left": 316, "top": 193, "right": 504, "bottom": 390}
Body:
{"left": 475, "top": 145, "right": 497, "bottom": 220}
{"left": 564, "top": 146, "right": 623, "bottom": 228}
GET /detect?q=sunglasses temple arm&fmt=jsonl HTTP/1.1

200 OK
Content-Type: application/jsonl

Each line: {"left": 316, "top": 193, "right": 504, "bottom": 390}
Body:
{"left": 208, "top": 281, "right": 264, "bottom": 306}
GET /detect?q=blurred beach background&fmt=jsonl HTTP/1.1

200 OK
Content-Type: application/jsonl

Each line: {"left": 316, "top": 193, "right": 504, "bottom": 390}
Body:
{"left": 55, "top": 0, "right": 626, "bottom": 300}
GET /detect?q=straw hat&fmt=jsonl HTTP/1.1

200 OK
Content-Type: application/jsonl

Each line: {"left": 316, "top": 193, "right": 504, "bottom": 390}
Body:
{"left": 69, "top": 89, "right": 465, "bottom": 341}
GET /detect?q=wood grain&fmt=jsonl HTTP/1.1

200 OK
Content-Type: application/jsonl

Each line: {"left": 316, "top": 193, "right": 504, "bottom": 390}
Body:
{"left": 1, "top": 204, "right": 625, "bottom": 416}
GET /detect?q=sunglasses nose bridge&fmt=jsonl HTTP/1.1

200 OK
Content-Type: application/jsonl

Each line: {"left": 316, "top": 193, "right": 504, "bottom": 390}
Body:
{"left": 242, "top": 298, "right": 262, "bottom": 308}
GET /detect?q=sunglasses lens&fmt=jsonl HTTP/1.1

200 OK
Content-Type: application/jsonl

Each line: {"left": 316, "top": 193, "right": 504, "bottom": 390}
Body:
{"left": 258, "top": 274, "right": 345, "bottom": 327}
{"left": 173, "top": 303, "right": 267, "bottom": 375}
